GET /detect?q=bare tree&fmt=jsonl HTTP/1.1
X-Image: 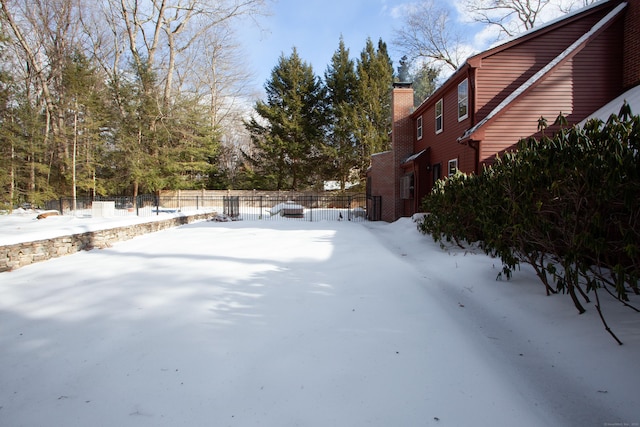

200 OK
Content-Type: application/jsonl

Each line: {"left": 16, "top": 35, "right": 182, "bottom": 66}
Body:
{"left": 461, "top": 0, "right": 549, "bottom": 37}
{"left": 393, "top": 1, "right": 468, "bottom": 72}
{"left": 83, "top": 0, "right": 268, "bottom": 196}
{"left": 394, "top": 0, "right": 598, "bottom": 74}
{"left": 557, "top": 0, "right": 599, "bottom": 14}
{"left": 0, "top": 0, "right": 84, "bottom": 197}
{"left": 109, "top": 0, "right": 267, "bottom": 110}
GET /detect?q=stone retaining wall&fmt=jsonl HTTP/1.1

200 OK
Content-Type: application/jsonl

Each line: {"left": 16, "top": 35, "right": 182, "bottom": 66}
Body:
{"left": 0, "top": 212, "right": 216, "bottom": 272}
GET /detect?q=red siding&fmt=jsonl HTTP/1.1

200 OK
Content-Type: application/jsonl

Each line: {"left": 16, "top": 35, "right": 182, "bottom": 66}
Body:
{"left": 480, "top": 16, "right": 624, "bottom": 164}
{"left": 475, "top": 8, "right": 610, "bottom": 121}
{"left": 481, "top": 66, "right": 574, "bottom": 163}
{"left": 415, "top": 74, "right": 475, "bottom": 175}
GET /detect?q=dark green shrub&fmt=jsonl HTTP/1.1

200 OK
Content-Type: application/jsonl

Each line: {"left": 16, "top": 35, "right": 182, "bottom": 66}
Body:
{"left": 419, "top": 104, "right": 640, "bottom": 343}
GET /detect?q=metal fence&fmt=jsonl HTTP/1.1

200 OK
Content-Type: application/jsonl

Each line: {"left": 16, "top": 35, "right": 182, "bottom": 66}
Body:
{"left": 45, "top": 193, "right": 383, "bottom": 221}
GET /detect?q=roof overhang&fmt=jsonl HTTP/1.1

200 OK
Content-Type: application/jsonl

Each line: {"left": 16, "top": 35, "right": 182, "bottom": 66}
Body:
{"left": 458, "top": 2, "right": 627, "bottom": 144}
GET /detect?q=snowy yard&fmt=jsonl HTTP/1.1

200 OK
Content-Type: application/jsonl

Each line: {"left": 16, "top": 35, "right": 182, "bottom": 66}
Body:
{"left": 0, "top": 213, "right": 638, "bottom": 426}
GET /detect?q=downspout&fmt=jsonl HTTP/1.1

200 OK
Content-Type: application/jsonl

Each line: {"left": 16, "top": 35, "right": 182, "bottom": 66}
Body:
{"left": 469, "top": 140, "right": 480, "bottom": 175}
{"left": 413, "top": 161, "right": 418, "bottom": 215}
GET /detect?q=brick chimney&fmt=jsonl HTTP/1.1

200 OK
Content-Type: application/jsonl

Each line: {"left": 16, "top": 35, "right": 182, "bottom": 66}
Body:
{"left": 391, "top": 82, "right": 415, "bottom": 220}
{"left": 366, "top": 82, "right": 415, "bottom": 222}
{"left": 623, "top": 0, "right": 640, "bottom": 89}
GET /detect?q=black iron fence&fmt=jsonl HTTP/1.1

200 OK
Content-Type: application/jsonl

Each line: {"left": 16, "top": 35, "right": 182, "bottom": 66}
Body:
{"left": 45, "top": 193, "right": 383, "bottom": 221}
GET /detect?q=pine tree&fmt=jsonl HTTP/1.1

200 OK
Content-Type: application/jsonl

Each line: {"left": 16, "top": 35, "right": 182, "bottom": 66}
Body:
{"left": 245, "top": 48, "right": 327, "bottom": 190}
{"left": 102, "top": 62, "right": 160, "bottom": 197}
{"left": 60, "top": 50, "right": 110, "bottom": 205}
{"left": 324, "top": 36, "right": 359, "bottom": 191}
{"left": 411, "top": 62, "right": 439, "bottom": 106}
{"left": 353, "top": 38, "right": 394, "bottom": 177}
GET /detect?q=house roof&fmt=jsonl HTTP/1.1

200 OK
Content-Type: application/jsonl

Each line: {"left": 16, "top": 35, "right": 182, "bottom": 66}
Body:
{"left": 469, "top": 0, "right": 615, "bottom": 62}
{"left": 458, "top": 1, "right": 627, "bottom": 142}
{"left": 412, "top": 0, "right": 622, "bottom": 119}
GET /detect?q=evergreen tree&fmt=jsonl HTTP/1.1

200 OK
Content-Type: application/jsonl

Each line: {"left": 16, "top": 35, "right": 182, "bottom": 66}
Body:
{"left": 162, "top": 94, "right": 221, "bottom": 190}
{"left": 60, "top": 50, "right": 109, "bottom": 203}
{"left": 102, "top": 62, "right": 161, "bottom": 197}
{"left": 411, "top": 61, "right": 439, "bottom": 106}
{"left": 324, "top": 36, "right": 358, "bottom": 191}
{"left": 245, "top": 48, "right": 327, "bottom": 190}
{"left": 353, "top": 38, "right": 394, "bottom": 177}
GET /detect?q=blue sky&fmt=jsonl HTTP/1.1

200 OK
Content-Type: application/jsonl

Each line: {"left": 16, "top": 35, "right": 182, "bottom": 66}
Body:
{"left": 241, "top": 0, "right": 408, "bottom": 90}
{"left": 239, "top": 0, "right": 585, "bottom": 93}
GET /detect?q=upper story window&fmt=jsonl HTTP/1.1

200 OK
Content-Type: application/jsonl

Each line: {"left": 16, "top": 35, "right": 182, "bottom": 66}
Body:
{"left": 458, "top": 79, "right": 468, "bottom": 121}
{"left": 435, "top": 99, "right": 443, "bottom": 134}
{"left": 448, "top": 158, "right": 458, "bottom": 177}
{"left": 417, "top": 116, "right": 423, "bottom": 140}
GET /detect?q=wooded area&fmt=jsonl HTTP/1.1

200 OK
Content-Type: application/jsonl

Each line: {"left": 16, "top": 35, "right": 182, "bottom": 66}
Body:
{"left": 0, "top": 0, "right": 596, "bottom": 208}
{"left": 0, "top": 0, "right": 432, "bottom": 208}
{"left": 0, "top": 0, "right": 273, "bottom": 209}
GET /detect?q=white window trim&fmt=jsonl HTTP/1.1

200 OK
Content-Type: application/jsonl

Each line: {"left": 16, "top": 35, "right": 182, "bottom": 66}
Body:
{"left": 458, "top": 79, "right": 469, "bottom": 122}
{"left": 435, "top": 98, "right": 443, "bottom": 134}
{"left": 448, "top": 159, "right": 458, "bottom": 177}
{"left": 417, "top": 116, "right": 423, "bottom": 140}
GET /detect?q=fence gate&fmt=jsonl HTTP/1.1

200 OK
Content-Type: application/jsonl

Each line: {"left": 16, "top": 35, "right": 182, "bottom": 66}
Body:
{"left": 223, "top": 196, "right": 240, "bottom": 218}
{"left": 367, "top": 195, "right": 382, "bottom": 221}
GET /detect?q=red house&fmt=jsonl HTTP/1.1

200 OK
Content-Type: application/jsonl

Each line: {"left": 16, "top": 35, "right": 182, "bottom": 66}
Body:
{"left": 367, "top": 0, "right": 640, "bottom": 222}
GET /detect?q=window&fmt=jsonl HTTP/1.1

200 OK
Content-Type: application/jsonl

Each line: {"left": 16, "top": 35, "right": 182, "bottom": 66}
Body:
{"left": 448, "top": 159, "right": 458, "bottom": 177}
{"left": 401, "top": 174, "right": 414, "bottom": 199}
{"left": 458, "top": 79, "right": 468, "bottom": 121}
{"left": 435, "top": 99, "right": 443, "bottom": 134}
{"left": 417, "top": 116, "right": 423, "bottom": 140}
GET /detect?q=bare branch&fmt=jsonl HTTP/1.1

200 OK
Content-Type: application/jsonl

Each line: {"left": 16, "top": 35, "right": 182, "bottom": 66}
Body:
{"left": 462, "top": 0, "right": 551, "bottom": 37}
{"left": 393, "top": 1, "right": 467, "bottom": 72}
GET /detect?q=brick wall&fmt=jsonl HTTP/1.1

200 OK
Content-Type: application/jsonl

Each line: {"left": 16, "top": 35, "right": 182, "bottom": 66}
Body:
{"left": 368, "top": 151, "right": 395, "bottom": 222}
{"left": 623, "top": 0, "right": 640, "bottom": 89}
{"left": 0, "top": 212, "right": 216, "bottom": 272}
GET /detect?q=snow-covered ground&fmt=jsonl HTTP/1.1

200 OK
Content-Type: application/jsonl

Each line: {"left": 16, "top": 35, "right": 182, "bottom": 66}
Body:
{"left": 0, "top": 212, "right": 638, "bottom": 426}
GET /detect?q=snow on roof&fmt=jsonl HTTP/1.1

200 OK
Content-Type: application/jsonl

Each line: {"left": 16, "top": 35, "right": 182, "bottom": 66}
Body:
{"left": 402, "top": 149, "right": 427, "bottom": 164}
{"left": 458, "top": 2, "right": 627, "bottom": 142}
{"left": 580, "top": 84, "right": 640, "bottom": 125}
